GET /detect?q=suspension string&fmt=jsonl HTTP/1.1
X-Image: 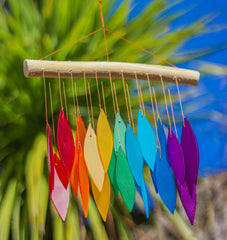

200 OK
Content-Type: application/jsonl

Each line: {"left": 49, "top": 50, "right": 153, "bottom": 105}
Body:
{"left": 139, "top": 80, "right": 146, "bottom": 115}
{"left": 152, "top": 86, "right": 162, "bottom": 125}
{"left": 83, "top": 72, "right": 91, "bottom": 122}
{"left": 98, "top": 0, "right": 109, "bottom": 62}
{"left": 121, "top": 72, "right": 131, "bottom": 124}
{"left": 42, "top": 71, "right": 48, "bottom": 124}
{"left": 63, "top": 80, "right": 68, "bottom": 119}
{"left": 74, "top": 79, "right": 80, "bottom": 113}
{"left": 95, "top": 71, "right": 102, "bottom": 111}
{"left": 152, "top": 87, "right": 161, "bottom": 152}
{"left": 70, "top": 71, "right": 77, "bottom": 119}
{"left": 168, "top": 88, "right": 178, "bottom": 139}
{"left": 135, "top": 73, "right": 142, "bottom": 109}
{"left": 160, "top": 75, "right": 171, "bottom": 132}
{"left": 88, "top": 82, "right": 95, "bottom": 129}
{"left": 113, "top": 82, "right": 120, "bottom": 115}
{"left": 126, "top": 83, "right": 135, "bottom": 132}
{"left": 109, "top": 72, "right": 116, "bottom": 117}
{"left": 104, "top": 28, "right": 177, "bottom": 68}
{"left": 147, "top": 74, "right": 159, "bottom": 145}
{"left": 40, "top": 28, "right": 102, "bottom": 60}
{"left": 48, "top": 80, "right": 57, "bottom": 152}
{"left": 175, "top": 76, "right": 185, "bottom": 127}
{"left": 58, "top": 71, "right": 63, "bottom": 109}
{"left": 101, "top": 81, "right": 107, "bottom": 116}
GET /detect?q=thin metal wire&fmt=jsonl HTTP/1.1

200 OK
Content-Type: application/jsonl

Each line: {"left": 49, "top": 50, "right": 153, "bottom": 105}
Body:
{"left": 175, "top": 76, "right": 185, "bottom": 127}
{"left": 88, "top": 82, "right": 95, "bottom": 129}
{"left": 48, "top": 80, "right": 57, "bottom": 151}
{"left": 95, "top": 71, "right": 102, "bottom": 111}
{"left": 63, "top": 80, "right": 68, "bottom": 119}
{"left": 168, "top": 88, "right": 178, "bottom": 138}
{"left": 101, "top": 81, "right": 107, "bottom": 116}
{"left": 42, "top": 71, "right": 48, "bottom": 124}
{"left": 58, "top": 71, "right": 63, "bottom": 109}
{"left": 126, "top": 83, "right": 135, "bottom": 131}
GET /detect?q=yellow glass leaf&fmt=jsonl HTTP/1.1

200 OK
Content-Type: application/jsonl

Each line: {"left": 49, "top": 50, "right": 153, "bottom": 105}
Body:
{"left": 91, "top": 173, "right": 110, "bottom": 222}
{"left": 97, "top": 109, "right": 113, "bottom": 172}
{"left": 84, "top": 123, "right": 105, "bottom": 191}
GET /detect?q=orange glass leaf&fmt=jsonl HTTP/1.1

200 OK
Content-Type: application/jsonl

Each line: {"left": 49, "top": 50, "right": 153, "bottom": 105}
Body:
{"left": 46, "top": 123, "right": 55, "bottom": 192}
{"left": 91, "top": 173, "right": 111, "bottom": 222}
{"left": 57, "top": 109, "right": 75, "bottom": 178}
{"left": 97, "top": 109, "right": 113, "bottom": 172}
{"left": 53, "top": 153, "right": 68, "bottom": 189}
{"left": 76, "top": 113, "right": 86, "bottom": 150}
{"left": 70, "top": 149, "right": 79, "bottom": 196}
{"left": 78, "top": 146, "right": 90, "bottom": 218}
{"left": 84, "top": 123, "right": 105, "bottom": 191}
{"left": 51, "top": 168, "right": 70, "bottom": 222}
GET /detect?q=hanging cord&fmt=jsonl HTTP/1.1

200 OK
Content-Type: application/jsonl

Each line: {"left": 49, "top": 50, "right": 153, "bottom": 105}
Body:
{"left": 88, "top": 82, "right": 95, "bottom": 129}
{"left": 113, "top": 82, "right": 120, "bottom": 114}
{"left": 175, "top": 76, "right": 185, "bottom": 127}
{"left": 49, "top": 80, "right": 57, "bottom": 152}
{"left": 126, "top": 83, "right": 135, "bottom": 132}
{"left": 101, "top": 81, "right": 107, "bottom": 116}
{"left": 98, "top": 0, "right": 109, "bottom": 61}
{"left": 139, "top": 80, "right": 145, "bottom": 115}
{"left": 95, "top": 71, "right": 102, "bottom": 111}
{"left": 71, "top": 71, "right": 77, "bottom": 120}
{"left": 63, "top": 80, "right": 68, "bottom": 119}
{"left": 58, "top": 71, "right": 63, "bottom": 109}
{"left": 121, "top": 72, "right": 131, "bottom": 124}
{"left": 108, "top": 71, "right": 116, "bottom": 117}
{"left": 168, "top": 88, "right": 178, "bottom": 138}
{"left": 42, "top": 71, "right": 48, "bottom": 124}
{"left": 83, "top": 72, "right": 91, "bottom": 122}
{"left": 74, "top": 79, "right": 80, "bottom": 114}
{"left": 160, "top": 75, "right": 172, "bottom": 134}
{"left": 147, "top": 74, "right": 160, "bottom": 147}
{"left": 135, "top": 73, "right": 142, "bottom": 109}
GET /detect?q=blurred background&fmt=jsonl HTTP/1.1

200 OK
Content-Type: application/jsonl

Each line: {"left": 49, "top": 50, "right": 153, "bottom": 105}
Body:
{"left": 0, "top": 0, "right": 226, "bottom": 239}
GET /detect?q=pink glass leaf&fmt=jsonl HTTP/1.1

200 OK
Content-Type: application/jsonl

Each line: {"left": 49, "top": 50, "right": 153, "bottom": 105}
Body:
{"left": 50, "top": 168, "right": 70, "bottom": 222}
{"left": 177, "top": 180, "right": 196, "bottom": 225}
{"left": 54, "top": 153, "right": 69, "bottom": 189}
{"left": 46, "top": 123, "right": 55, "bottom": 192}
{"left": 167, "top": 127, "right": 185, "bottom": 184}
{"left": 57, "top": 109, "right": 75, "bottom": 178}
{"left": 181, "top": 117, "right": 199, "bottom": 196}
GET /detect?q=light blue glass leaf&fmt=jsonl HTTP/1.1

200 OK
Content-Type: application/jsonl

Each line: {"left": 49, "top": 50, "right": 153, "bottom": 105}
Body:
{"left": 137, "top": 109, "right": 157, "bottom": 171}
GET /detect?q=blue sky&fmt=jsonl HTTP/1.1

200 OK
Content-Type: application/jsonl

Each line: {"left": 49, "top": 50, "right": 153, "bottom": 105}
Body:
{"left": 116, "top": 0, "right": 227, "bottom": 176}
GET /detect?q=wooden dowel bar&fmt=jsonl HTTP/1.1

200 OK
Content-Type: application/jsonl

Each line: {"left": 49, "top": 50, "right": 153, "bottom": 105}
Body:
{"left": 24, "top": 60, "right": 200, "bottom": 86}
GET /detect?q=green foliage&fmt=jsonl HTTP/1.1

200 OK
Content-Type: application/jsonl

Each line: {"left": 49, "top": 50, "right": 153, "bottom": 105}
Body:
{"left": 0, "top": 0, "right": 219, "bottom": 239}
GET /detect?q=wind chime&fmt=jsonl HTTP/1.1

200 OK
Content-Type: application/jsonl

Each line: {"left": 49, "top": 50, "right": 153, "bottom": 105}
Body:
{"left": 23, "top": 0, "right": 199, "bottom": 225}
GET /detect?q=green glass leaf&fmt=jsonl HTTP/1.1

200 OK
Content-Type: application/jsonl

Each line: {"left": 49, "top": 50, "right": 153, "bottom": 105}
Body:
{"left": 116, "top": 147, "right": 135, "bottom": 212}
{"left": 108, "top": 150, "right": 119, "bottom": 196}
{"left": 113, "top": 112, "right": 126, "bottom": 155}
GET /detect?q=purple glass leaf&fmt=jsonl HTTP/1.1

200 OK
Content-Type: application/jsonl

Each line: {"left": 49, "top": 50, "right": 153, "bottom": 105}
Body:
{"left": 177, "top": 180, "right": 196, "bottom": 225}
{"left": 181, "top": 117, "right": 199, "bottom": 196}
{"left": 167, "top": 127, "right": 185, "bottom": 184}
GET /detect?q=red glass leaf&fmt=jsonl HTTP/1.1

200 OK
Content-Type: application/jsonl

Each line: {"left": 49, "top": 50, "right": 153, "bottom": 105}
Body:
{"left": 57, "top": 109, "right": 75, "bottom": 178}
{"left": 50, "top": 168, "right": 70, "bottom": 222}
{"left": 46, "top": 123, "right": 54, "bottom": 192}
{"left": 167, "top": 127, "right": 185, "bottom": 184}
{"left": 54, "top": 153, "right": 68, "bottom": 189}
{"left": 181, "top": 117, "right": 199, "bottom": 196}
{"left": 76, "top": 113, "right": 86, "bottom": 150}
